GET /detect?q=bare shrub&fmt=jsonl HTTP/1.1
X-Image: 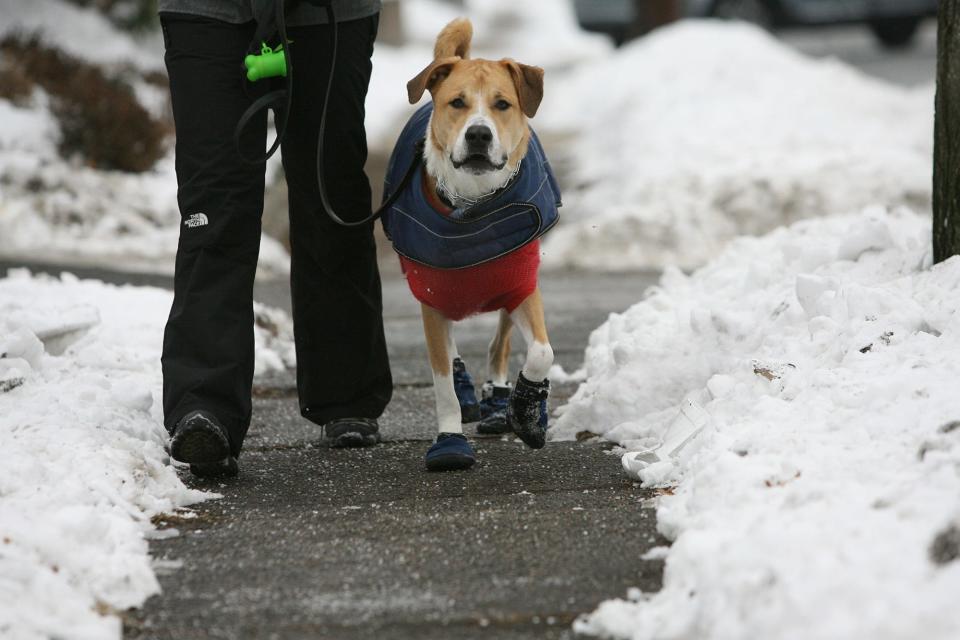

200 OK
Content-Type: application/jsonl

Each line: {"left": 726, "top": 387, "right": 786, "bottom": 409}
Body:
{"left": 62, "top": 0, "right": 159, "bottom": 31}
{"left": 0, "top": 34, "right": 167, "bottom": 172}
{"left": 0, "top": 59, "right": 34, "bottom": 106}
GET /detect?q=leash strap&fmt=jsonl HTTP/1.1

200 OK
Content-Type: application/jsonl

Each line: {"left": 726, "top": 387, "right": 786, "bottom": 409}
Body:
{"left": 233, "top": 89, "right": 288, "bottom": 164}
{"left": 233, "top": 0, "right": 293, "bottom": 165}
{"left": 313, "top": 2, "right": 420, "bottom": 226}
{"left": 232, "top": 0, "right": 421, "bottom": 225}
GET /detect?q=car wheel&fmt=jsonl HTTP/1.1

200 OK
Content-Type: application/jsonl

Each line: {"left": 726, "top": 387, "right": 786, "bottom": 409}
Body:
{"left": 869, "top": 17, "right": 921, "bottom": 49}
{"left": 711, "top": 0, "right": 774, "bottom": 29}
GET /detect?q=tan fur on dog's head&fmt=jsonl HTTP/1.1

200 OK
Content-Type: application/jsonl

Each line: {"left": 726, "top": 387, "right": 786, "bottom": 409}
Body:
{"left": 407, "top": 19, "right": 544, "bottom": 201}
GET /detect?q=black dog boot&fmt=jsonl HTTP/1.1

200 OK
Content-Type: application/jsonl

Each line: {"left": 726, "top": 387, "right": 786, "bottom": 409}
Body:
{"left": 452, "top": 357, "right": 481, "bottom": 423}
{"left": 507, "top": 373, "right": 550, "bottom": 449}
{"left": 477, "top": 381, "right": 512, "bottom": 435}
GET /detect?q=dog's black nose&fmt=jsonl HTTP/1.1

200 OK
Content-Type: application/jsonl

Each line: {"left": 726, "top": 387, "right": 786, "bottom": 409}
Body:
{"left": 464, "top": 125, "right": 493, "bottom": 150}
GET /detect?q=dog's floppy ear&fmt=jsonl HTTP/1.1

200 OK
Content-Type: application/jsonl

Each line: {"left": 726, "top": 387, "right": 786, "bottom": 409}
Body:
{"left": 502, "top": 60, "right": 544, "bottom": 118}
{"left": 406, "top": 19, "right": 473, "bottom": 104}
{"left": 434, "top": 18, "right": 472, "bottom": 60}
{"left": 407, "top": 57, "right": 460, "bottom": 104}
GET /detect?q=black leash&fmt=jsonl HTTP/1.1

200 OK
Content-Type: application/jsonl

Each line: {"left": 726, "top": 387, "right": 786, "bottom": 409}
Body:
{"left": 233, "top": 0, "right": 421, "bottom": 227}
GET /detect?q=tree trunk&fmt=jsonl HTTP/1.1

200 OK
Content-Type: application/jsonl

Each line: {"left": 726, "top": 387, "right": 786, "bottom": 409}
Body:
{"left": 934, "top": 0, "right": 960, "bottom": 263}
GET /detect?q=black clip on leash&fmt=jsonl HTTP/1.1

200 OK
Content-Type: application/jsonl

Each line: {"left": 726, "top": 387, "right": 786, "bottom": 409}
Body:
{"left": 234, "top": 0, "right": 422, "bottom": 227}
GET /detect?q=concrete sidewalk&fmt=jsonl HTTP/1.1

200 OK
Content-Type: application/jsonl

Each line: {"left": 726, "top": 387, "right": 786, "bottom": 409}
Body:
{"left": 6, "top": 263, "right": 665, "bottom": 639}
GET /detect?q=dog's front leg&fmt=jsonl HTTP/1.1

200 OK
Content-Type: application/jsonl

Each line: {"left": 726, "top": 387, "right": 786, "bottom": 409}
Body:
{"left": 510, "top": 288, "right": 554, "bottom": 383}
{"left": 507, "top": 288, "right": 553, "bottom": 449}
{"left": 422, "top": 304, "right": 476, "bottom": 471}
{"left": 421, "top": 303, "right": 462, "bottom": 435}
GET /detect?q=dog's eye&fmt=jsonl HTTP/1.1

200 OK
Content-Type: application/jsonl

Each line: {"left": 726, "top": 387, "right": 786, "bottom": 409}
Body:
{"left": 494, "top": 99, "right": 511, "bottom": 111}
{"left": 450, "top": 97, "right": 466, "bottom": 109}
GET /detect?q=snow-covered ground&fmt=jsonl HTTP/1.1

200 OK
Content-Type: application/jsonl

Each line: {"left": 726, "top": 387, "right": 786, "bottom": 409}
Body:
{"left": 0, "top": 0, "right": 289, "bottom": 277}
{"left": 554, "top": 208, "right": 960, "bottom": 639}
{"left": 2, "top": 4, "right": 952, "bottom": 635}
{"left": 0, "top": 0, "right": 163, "bottom": 73}
{"left": 0, "top": 269, "right": 294, "bottom": 639}
{"left": 538, "top": 21, "right": 934, "bottom": 271}
{"left": 6, "top": 2, "right": 930, "bottom": 277}
{"left": 0, "top": 0, "right": 606, "bottom": 277}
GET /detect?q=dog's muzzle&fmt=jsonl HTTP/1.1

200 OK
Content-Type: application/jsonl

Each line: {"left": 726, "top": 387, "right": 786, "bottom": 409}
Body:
{"left": 464, "top": 124, "right": 492, "bottom": 153}
{"left": 452, "top": 124, "right": 505, "bottom": 173}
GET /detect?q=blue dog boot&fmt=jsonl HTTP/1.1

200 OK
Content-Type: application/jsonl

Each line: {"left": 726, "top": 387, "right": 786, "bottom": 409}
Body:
{"left": 425, "top": 433, "right": 476, "bottom": 472}
{"left": 477, "top": 381, "right": 512, "bottom": 435}
{"left": 453, "top": 357, "right": 481, "bottom": 423}
{"left": 507, "top": 373, "right": 550, "bottom": 449}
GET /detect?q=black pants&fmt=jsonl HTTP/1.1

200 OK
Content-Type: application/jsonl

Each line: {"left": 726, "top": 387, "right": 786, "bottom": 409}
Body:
{"left": 160, "top": 13, "right": 392, "bottom": 457}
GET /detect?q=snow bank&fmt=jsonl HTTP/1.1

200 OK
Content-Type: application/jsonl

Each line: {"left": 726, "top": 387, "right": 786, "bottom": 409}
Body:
{"left": 540, "top": 21, "right": 933, "bottom": 271}
{"left": 0, "top": 97, "right": 289, "bottom": 277}
{"left": 0, "top": 0, "right": 163, "bottom": 73}
{"left": 0, "top": 1, "right": 290, "bottom": 277}
{"left": 556, "top": 208, "right": 960, "bottom": 639}
{"left": 0, "top": 269, "right": 294, "bottom": 639}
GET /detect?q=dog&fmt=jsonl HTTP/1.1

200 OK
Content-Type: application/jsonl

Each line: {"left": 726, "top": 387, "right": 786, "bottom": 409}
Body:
{"left": 384, "top": 18, "right": 559, "bottom": 472}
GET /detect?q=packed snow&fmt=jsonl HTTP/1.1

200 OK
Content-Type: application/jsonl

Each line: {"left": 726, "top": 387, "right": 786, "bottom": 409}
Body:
{"left": 0, "top": 0, "right": 163, "bottom": 73}
{"left": 538, "top": 21, "right": 934, "bottom": 271}
{"left": 0, "top": 0, "right": 289, "bottom": 277}
{"left": 0, "top": 97, "right": 290, "bottom": 277}
{"left": 554, "top": 208, "right": 960, "bottom": 639}
{"left": 0, "top": 269, "right": 295, "bottom": 639}
{"left": 2, "top": 3, "right": 935, "bottom": 276}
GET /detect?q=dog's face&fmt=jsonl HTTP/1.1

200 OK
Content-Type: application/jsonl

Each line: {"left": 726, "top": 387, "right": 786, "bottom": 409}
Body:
{"left": 408, "top": 19, "right": 544, "bottom": 198}
{"left": 426, "top": 61, "right": 530, "bottom": 175}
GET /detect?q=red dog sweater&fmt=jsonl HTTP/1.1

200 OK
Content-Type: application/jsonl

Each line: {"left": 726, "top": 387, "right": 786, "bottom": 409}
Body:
{"left": 399, "top": 177, "right": 540, "bottom": 321}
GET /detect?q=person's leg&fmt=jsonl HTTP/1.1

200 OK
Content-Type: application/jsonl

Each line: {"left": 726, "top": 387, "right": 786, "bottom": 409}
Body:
{"left": 160, "top": 13, "right": 267, "bottom": 459}
{"left": 280, "top": 15, "right": 393, "bottom": 428}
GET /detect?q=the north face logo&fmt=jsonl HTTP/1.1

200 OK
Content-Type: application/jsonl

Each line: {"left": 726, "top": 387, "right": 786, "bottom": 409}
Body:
{"left": 184, "top": 213, "right": 209, "bottom": 228}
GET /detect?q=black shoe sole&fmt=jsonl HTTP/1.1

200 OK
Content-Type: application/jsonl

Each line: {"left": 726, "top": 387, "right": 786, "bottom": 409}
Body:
{"left": 425, "top": 453, "right": 476, "bottom": 472}
{"left": 170, "top": 418, "right": 231, "bottom": 464}
{"left": 460, "top": 404, "right": 481, "bottom": 423}
{"left": 190, "top": 457, "right": 239, "bottom": 478}
{"left": 327, "top": 431, "right": 382, "bottom": 448}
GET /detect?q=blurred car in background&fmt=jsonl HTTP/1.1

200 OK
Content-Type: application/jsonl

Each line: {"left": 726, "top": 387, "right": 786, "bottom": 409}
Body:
{"left": 574, "top": 0, "right": 938, "bottom": 48}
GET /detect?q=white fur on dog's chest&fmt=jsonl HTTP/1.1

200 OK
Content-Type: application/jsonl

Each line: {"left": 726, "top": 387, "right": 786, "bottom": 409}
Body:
{"left": 424, "top": 114, "right": 516, "bottom": 205}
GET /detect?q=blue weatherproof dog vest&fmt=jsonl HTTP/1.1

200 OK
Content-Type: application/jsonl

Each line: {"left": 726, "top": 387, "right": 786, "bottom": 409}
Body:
{"left": 381, "top": 103, "right": 561, "bottom": 270}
